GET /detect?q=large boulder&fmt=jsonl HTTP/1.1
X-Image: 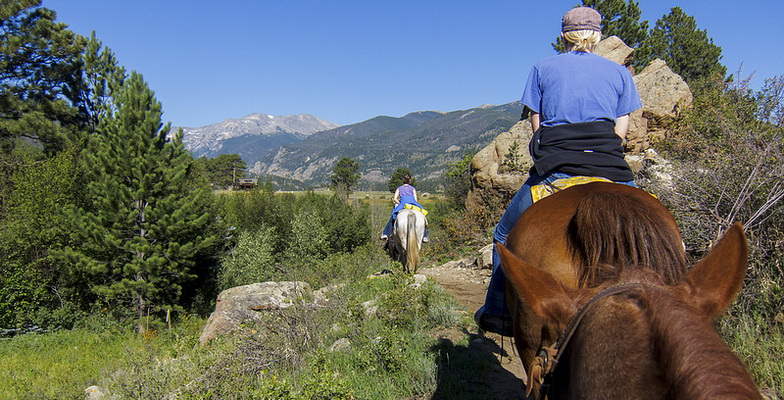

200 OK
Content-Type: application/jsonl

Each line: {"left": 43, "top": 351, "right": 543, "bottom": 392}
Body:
{"left": 628, "top": 58, "right": 693, "bottom": 152}
{"left": 199, "top": 281, "right": 311, "bottom": 344}
{"left": 466, "top": 120, "right": 532, "bottom": 213}
{"left": 466, "top": 37, "right": 691, "bottom": 215}
{"left": 593, "top": 35, "right": 634, "bottom": 66}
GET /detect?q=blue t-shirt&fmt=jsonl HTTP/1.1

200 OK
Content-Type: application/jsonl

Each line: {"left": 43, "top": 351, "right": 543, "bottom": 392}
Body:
{"left": 521, "top": 51, "right": 642, "bottom": 127}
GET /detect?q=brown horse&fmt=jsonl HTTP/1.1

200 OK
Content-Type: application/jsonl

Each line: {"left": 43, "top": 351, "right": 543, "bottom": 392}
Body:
{"left": 498, "top": 182, "right": 760, "bottom": 399}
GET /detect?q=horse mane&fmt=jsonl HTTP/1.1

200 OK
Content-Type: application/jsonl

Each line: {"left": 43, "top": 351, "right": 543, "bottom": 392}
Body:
{"left": 645, "top": 284, "right": 761, "bottom": 399}
{"left": 567, "top": 190, "right": 687, "bottom": 287}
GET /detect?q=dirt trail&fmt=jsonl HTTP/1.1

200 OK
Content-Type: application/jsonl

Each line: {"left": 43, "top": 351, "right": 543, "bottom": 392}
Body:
{"left": 420, "top": 261, "right": 527, "bottom": 400}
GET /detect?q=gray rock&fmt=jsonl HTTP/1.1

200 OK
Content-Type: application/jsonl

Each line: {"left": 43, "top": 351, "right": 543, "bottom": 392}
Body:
{"left": 199, "top": 281, "right": 311, "bottom": 344}
{"left": 84, "top": 386, "right": 109, "bottom": 400}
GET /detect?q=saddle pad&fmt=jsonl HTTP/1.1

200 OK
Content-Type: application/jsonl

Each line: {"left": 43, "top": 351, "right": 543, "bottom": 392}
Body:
{"left": 530, "top": 176, "right": 612, "bottom": 203}
{"left": 403, "top": 203, "right": 428, "bottom": 216}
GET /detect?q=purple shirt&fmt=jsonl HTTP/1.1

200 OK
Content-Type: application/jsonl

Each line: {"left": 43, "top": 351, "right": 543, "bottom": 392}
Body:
{"left": 397, "top": 184, "right": 415, "bottom": 197}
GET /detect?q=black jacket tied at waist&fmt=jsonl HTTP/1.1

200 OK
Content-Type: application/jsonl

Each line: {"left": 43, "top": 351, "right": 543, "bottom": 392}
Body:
{"left": 529, "top": 120, "right": 634, "bottom": 182}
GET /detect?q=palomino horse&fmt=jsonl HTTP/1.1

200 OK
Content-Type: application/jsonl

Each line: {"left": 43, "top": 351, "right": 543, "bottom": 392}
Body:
{"left": 389, "top": 208, "right": 426, "bottom": 273}
{"left": 498, "top": 182, "right": 760, "bottom": 399}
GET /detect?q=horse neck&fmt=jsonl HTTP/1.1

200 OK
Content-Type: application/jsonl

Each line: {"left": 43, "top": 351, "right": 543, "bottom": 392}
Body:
{"left": 555, "top": 286, "right": 759, "bottom": 400}
{"left": 647, "top": 289, "right": 761, "bottom": 400}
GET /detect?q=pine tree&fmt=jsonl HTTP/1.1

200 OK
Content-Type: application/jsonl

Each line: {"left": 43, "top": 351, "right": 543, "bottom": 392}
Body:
{"left": 0, "top": 1, "right": 86, "bottom": 153}
{"left": 330, "top": 157, "right": 360, "bottom": 199}
{"left": 0, "top": 1, "right": 86, "bottom": 211}
{"left": 64, "top": 72, "right": 217, "bottom": 332}
{"left": 641, "top": 7, "right": 726, "bottom": 83}
{"left": 77, "top": 32, "right": 126, "bottom": 135}
{"left": 194, "top": 153, "right": 247, "bottom": 189}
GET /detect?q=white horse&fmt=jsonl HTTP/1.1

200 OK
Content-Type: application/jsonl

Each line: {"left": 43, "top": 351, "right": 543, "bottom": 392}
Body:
{"left": 389, "top": 208, "right": 427, "bottom": 273}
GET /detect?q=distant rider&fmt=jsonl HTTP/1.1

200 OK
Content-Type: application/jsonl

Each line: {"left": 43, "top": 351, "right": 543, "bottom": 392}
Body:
{"left": 381, "top": 173, "right": 429, "bottom": 242}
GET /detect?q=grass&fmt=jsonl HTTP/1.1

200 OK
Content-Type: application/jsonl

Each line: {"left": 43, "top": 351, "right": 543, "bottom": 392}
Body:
{"left": 0, "top": 319, "right": 202, "bottom": 400}
{"left": 721, "top": 313, "right": 784, "bottom": 399}
{"left": 0, "top": 273, "right": 474, "bottom": 400}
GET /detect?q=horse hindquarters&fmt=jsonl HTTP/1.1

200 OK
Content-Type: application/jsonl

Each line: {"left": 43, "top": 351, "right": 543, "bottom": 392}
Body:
{"left": 405, "top": 211, "right": 420, "bottom": 272}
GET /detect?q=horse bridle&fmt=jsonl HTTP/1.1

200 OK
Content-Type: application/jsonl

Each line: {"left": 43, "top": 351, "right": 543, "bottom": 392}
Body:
{"left": 526, "top": 282, "right": 647, "bottom": 400}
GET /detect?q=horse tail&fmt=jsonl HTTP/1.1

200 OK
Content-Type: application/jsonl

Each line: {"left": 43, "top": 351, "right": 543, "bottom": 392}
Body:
{"left": 568, "top": 189, "right": 687, "bottom": 287}
{"left": 406, "top": 212, "right": 420, "bottom": 271}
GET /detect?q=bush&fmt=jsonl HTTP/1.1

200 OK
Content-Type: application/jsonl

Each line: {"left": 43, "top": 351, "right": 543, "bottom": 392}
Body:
{"left": 285, "top": 209, "right": 330, "bottom": 266}
{"left": 218, "top": 224, "right": 280, "bottom": 290}
{"left": 0, "top": 146, "right": 85, "bottom": 329}
{"left": 652, "top": 73, "right": 784, "bottom": 395}
{"left": 656, "top": 75, "right": 784, "bottom": 319}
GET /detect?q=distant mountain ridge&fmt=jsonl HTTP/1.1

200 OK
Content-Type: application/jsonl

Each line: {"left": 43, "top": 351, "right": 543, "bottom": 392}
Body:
{"left": 180, "top": 113, "right": 340, "bottom": 160}
{"left": 255, "top": 103, "right": 521, "bottom": 189}
{"left": 180, "top": 103, "right": 521, "bottom": 190}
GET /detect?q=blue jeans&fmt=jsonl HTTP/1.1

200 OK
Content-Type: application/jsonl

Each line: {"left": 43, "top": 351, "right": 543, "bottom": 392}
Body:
{"left": 480, "top": 172, "right": 636, "bottom": 317}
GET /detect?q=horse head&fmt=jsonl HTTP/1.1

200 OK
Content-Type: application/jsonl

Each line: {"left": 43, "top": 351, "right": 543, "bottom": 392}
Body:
{"left": 499, "top": 223, "right": 761, "bottom": 399}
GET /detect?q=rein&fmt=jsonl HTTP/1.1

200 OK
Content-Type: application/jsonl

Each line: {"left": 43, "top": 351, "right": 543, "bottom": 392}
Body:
{"left": 526, "top": 282, "right": 646, "bottom": 400}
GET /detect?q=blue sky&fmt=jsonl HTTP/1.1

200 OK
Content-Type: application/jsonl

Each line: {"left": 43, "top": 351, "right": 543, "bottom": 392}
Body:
{"left": 43, "top": 0, "right": 782, "bottom": 128}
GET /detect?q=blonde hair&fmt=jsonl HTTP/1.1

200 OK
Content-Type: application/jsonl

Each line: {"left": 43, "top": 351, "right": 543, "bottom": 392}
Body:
{"left": 562, "top": 29, "right": 602, "bottom": 52}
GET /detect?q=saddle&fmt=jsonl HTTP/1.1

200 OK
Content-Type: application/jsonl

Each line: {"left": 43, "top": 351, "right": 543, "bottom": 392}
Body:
{"left": 530, "top": 176, "right": 611, "bottom": 203}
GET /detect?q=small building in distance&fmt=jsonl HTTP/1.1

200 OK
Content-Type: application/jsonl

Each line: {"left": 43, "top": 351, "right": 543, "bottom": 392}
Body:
{"left": 232, "top": 178, "right": 257, "bottom": 191}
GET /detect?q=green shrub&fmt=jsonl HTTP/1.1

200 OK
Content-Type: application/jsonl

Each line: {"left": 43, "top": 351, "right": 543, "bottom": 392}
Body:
{"left": 285, "top": 209, "right": 330, "bottom": 266}
{"left": 218, "top": 224, "right": 280, "bottom": 290}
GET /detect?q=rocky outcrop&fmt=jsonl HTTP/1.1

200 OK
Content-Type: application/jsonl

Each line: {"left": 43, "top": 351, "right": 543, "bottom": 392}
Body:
{"left": 594, "top": 35, "right": 635, "bottom": 66}
{"left": 199, "top": 281, "right": 312, "bottom": 344}
{"left": 466, "top": 121, "right": 534, "bottom": 213}
{"left": 466, "top": 36, "right": 691, "bottom": 214}
{"left": 630, "top": 59, "right": 693, "bottom": 152}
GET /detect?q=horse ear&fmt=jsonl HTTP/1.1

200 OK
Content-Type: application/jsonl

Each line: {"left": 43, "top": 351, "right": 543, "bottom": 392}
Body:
{"left": 497, "top": 243, "right": 576, "bottom": 325}
{"left": 683, "top": 223, "right": 748, "bottom": 318}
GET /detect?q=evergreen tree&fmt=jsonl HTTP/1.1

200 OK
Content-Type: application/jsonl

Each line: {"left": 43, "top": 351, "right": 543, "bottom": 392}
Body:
{"left": 77, "top": 32, "right": 126, "bottom": 135}
{"left": 63, "top": 72, "right": 217, "bottom": 332}
{"left": 641, "top": 7, "right": 726, "bottom": 83}
{"left": 387, "top": 168, "right": 416, "bottom": 193}
{"left": 194, "top": 153, "right": 246, "bottom": 189}
{"left": 330, "top": 157, "right": 360, "bottom": 199}
{"left": 0, "top": 1, "right": 86, "bottom": 212}
{"left": 444, "top": 153, "right": 473, "bottom": 210}
{"left": 0, "top": 1, "right": 86, "bottom": 153}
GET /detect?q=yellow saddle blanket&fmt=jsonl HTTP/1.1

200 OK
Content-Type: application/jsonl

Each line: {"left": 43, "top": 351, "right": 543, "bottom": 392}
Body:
{"left": 404, "top": 203, "right": 428, "bottom": 216}
{"left": 530, "top": 176, "right": 612, "bottom": 203}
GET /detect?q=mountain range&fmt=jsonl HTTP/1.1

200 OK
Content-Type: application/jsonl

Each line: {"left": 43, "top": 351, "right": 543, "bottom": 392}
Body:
{"left": 179, "top": 103, "right": 522, "bottom": 190}
{"left": 181, "top": 113, "right": 339, "bottom": 162}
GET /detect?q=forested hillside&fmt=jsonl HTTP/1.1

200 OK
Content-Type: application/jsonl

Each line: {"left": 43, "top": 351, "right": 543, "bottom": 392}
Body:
{"left": 256, "top": 103, "right": 521, "bottom": 190}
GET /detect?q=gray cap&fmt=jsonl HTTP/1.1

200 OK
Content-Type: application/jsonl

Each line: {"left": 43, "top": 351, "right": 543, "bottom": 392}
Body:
{"left": 562, "top": 7, "right": 602, "bottom": 33}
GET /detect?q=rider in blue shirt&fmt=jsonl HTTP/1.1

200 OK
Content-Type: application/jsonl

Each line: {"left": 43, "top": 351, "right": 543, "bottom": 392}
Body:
{"left": 381, "top": 173, "right": 429, "bottom": 242}
{"left": 474, "top": 6, "right": 642, "bottom": 336}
